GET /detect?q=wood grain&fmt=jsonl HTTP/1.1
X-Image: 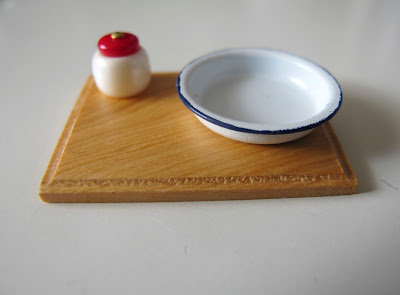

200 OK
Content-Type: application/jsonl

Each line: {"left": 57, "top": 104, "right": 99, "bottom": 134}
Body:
{"left": 40, "top": 73, "right": 358, "bottom": 202}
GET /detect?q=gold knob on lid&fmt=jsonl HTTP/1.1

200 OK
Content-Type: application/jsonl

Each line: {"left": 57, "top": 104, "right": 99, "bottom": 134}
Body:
{"left": 111, "top": 32, "right": 125, "bottom": 39}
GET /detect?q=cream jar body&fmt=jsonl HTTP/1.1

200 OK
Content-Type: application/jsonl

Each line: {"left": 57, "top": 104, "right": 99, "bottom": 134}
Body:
{"left": 92, "top": 48, "right": 151, "bottom": 98}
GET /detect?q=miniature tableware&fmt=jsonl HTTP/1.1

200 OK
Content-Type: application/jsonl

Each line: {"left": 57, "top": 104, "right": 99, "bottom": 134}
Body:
{"left": 92, "top": 32, "right": 151, "bottom": 98}
{"left": 177, "top": 48, "right": 342, "bottom": 144}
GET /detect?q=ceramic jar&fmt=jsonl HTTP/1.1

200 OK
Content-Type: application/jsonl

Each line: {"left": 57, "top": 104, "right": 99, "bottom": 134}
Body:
{"left": 92, "top": 32, "right": 151, "bottom": 97}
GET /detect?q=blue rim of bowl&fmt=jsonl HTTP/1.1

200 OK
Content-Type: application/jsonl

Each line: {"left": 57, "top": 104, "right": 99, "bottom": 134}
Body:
{"left": 176, "top": 48, "right": 342, "bottom": 135}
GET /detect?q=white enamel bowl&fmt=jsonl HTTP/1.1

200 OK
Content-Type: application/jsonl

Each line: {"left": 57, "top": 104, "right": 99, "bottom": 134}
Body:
{"left": 177, "top": 48, "right": 342, "bottom": 144}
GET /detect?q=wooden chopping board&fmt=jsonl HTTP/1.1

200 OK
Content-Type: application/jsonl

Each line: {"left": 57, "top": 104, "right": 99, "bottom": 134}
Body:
{"left": 40, "top": 73, "right": 358, "bottom": 202}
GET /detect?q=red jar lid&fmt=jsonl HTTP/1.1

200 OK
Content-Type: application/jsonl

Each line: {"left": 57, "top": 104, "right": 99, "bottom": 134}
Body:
{"left": 98, "top": 32, "right": 140, "bottom": 57}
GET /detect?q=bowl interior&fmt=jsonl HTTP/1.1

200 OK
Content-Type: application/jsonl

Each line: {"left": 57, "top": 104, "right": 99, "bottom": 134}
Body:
{"left": 178, "top": 49, "right": 341, "bottom": 132}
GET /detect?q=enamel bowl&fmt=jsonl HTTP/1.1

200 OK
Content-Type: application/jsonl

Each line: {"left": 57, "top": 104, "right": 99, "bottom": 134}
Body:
{"left": 177, "top": 48, "right": 342, "bottom": 144}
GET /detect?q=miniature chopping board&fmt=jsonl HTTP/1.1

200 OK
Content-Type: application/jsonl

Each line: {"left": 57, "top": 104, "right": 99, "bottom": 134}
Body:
{"left": 40, "top": 73, "right": 358, "bottom": 202}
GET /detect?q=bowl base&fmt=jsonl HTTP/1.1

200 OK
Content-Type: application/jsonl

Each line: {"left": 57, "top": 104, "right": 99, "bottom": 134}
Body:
{"left": 197, "top": 116, "right": 314, "bottom": 144}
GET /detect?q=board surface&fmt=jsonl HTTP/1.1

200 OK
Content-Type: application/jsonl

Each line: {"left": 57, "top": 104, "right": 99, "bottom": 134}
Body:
{"left": 40, "top": 73, "right": 358, "bottom": 202}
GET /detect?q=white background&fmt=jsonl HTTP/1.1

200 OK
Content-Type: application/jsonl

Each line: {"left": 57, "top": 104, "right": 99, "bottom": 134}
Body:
{"left": 1, "top": 0, "right": 400, "bottom": 294}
